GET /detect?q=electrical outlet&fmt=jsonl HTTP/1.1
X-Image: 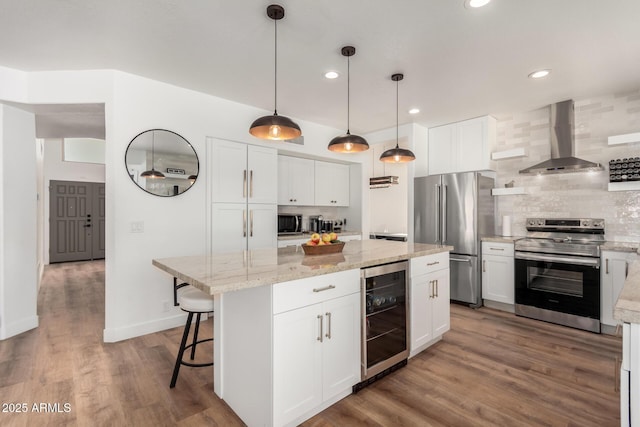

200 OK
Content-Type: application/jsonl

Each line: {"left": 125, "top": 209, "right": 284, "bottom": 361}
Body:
{"left": 163, "top": 300, "right": 171, "bottom": 312}
{"left": 130, "top": 221, "right": 144, "bottom": 233}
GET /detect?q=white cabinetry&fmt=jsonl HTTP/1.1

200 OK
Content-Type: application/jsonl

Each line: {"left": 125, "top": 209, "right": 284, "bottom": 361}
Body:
{"left": 428, "top": 116, "right": 496, "bottom": 175}
{"left": 621, "top": 322, "right": 640, "bottom": 426}
{"left": 601, "top": 250, "right": 637, "bottom": 327}
{"left": 481, "top": 241, "right": 515, "bottom": 306}
{"left": 278, "top": 156, "right": 315, "bottom": 206}
{"left": 210, "top": 139, "right": 277, "bottom": 252}
{"left": 409, "top": 251, "right": 450, "bottom": 357}
{"left": 314, "top": 161, "right": 350, "bottom": 206}
{"left": 272, "top": 270, "right": 360, "bottom": 426}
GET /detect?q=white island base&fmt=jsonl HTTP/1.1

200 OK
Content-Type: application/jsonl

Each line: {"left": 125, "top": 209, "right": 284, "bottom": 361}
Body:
{"left": 154, "top": 240, "right": 452, "bottom": 427}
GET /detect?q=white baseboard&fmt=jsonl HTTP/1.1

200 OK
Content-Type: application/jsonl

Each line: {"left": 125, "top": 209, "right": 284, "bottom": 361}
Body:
{"left": 103, "top": 312, "right": 189, "bottom": 343}
{"left": 0, "top": 315, "right": 39, "bottom": 340}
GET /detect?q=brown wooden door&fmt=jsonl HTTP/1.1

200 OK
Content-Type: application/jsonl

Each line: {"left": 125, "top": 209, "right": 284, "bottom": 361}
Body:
{"left": 50, "top": 180, "right": 105, "bottom": 263}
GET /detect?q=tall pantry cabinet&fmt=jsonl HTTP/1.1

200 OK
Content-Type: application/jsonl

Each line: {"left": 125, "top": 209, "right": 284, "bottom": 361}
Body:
{"left": 209, "top": 138, "right": 278, "bottom": 253}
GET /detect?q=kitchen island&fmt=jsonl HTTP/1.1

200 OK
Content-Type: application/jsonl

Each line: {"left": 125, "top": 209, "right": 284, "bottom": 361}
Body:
{"left": 153, "top": 239, "right": 451, "bottom": 427}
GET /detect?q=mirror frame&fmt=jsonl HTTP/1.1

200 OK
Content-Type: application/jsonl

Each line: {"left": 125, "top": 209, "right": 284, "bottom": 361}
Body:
{"left": 124, "top": 129, "right": 199, "bottom": 197}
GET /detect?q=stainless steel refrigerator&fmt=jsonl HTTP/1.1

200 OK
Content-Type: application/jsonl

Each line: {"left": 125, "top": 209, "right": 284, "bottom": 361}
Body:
{"left": 414, "top": 172, "right": 495, "bottom": 306}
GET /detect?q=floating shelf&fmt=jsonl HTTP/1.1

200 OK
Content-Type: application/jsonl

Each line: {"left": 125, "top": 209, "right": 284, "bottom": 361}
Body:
{"left": 608, "top": 132, "right": 640, "bottom": 146}
{"left": 492, "top": 187, "right": 526, "bottom": 196}
{"left": 163, "top": 172, "right": 192, "bottom": 180}
{"left": 491, "top": 148, "right": 527, "bottom": 160}
{"left": 608, "top": 181, "right": 640, "bottom": 192}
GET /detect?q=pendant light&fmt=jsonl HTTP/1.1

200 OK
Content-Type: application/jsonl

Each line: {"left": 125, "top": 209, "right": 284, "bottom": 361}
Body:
{"left": 380, "top": 73, "right": 416, "bottom": 163}
{"left": 327, "top": 46, "right": 369, "bottom": 153}
{"left": 249, "top": 4, "right": 302, "bottom": 141}
{"left": 140, "top": 130, "right": 165, "bottom": 179}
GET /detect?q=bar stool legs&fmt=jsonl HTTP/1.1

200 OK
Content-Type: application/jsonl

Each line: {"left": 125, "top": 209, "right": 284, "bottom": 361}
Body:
{"left": 170, "top": 287, "right": 214, "bottom": 389}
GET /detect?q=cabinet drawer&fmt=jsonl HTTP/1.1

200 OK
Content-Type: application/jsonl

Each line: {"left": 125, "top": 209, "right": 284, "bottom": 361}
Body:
{"left": 410, "top": 252, "right": 449, "bottom": 277}
{"left": 482, "top": 242, "right": 514, "bottom": 257}
{"left": 273, "top": 269, "right": 360, "bottom": 314}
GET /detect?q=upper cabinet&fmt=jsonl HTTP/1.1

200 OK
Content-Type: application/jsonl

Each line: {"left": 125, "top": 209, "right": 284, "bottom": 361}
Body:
{"left": 428, "top": 116, "right": 496, "bottom": 175}
{"left": 211, "top": 140, "right": 278, "bottom": 204}
{"left": 314, "top": 161, "right": 350, "bottom": 206}
{"left": 278, "top": 156, "right": 315, "bottom": 206}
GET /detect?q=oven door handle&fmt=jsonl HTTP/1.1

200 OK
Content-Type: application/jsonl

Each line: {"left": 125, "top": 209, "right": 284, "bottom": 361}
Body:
{"left": 515, "top": 251, "right": 600, "bottom": 268}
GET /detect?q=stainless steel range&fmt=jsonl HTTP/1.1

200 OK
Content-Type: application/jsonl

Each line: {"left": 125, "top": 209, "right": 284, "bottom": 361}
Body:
{"left": 514, "top": 218, "right": 605, "bottom": 333}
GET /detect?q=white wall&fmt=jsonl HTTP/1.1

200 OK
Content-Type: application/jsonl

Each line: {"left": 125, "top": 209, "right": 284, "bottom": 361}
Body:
{"left": 42, "top": 138, "right": 106, "bottom": 264}
{"left": 0, "top": 66, "right": 373, "bottom": 342}
{"left": 0, "top": 104, "right": 38, "bottom": 339}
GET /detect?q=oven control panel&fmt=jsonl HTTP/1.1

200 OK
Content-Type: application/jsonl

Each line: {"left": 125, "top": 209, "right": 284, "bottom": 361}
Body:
{"left": 525, "top": 218, "right": 605, "bottom": 232}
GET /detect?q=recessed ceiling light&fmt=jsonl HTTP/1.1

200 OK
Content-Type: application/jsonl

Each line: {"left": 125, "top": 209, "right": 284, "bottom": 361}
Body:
{"left": 324, "top": 71, "right": 339, "bottom": 79}
{"left": 465, "top": 0, "right": 491, "bottom": 8}
{"left": 528, "top": 69, "right": 551, "bottom": 79}
{"left": 409, "top": 108, "right": 420, "bottom": 115}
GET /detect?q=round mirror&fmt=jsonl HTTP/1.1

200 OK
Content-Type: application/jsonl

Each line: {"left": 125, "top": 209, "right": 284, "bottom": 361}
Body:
{"left": 125, "top": 129, "right": 199, "bottom": 197}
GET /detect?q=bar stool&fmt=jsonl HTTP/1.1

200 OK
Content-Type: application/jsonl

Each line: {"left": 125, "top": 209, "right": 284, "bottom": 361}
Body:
{"left": 170, "top": 287, "right": 214, "bottom": 388}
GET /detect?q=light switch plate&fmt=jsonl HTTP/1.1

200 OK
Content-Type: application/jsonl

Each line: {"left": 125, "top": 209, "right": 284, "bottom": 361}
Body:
{"left": 130, "top": 221, "right": 144, "bottom": 233}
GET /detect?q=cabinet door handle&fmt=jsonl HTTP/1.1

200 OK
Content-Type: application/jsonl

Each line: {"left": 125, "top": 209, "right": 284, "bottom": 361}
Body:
{"left": 317, "top": 315, "right": 323, "bottom": 342}
{"left": 427, "top": 261, "right": 439, "bottom": 266}
{"left": 606, "top": 258, "right": 609, "bottom": 274}
{"left": 490, "top": 247, "right": 505, "bottom": 251}
{"left": 242, "top": 210, "right": 247, "bottom": 237}
{"left": 483, "top": 260, "right": 486, "bottom": 273}
{"left": 313, "top": 285, "right": 335, "bottom": 293}
{"left": 243, "top": 170, "right": 247, "bottom": 198}
{"left": 249, "top": 170, "right": 254, "bottom": 198}
{"left": 435, "top": 279, "right": 439, "bottom": 298}
{"left": 625, "top": 261, "right": 628, "bottom": 278}
{"left": 429, "top": 280, "right": 434, "bottom": 298}
{"left": 249, "top": 210, "right": 254, "bottom": 237}
{"left": 325, "top": 312, "right": 332, "bottom": 339}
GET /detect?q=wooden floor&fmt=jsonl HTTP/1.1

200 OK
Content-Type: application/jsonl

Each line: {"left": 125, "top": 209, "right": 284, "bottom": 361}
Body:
{"left": 0, "top": 261, "right": 621, "bottom": 426}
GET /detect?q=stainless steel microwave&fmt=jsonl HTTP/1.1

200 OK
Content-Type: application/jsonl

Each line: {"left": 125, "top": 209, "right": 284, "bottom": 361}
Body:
{"left": 278, "top": 214, "right": 302, "bottom": 234}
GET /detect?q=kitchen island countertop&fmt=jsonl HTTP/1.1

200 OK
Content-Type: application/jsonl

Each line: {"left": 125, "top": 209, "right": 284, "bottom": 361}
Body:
{"left": 615, "top": 259, "right": 640, "bottom": 324}
{"left": 153, "top": 239, "right": 452, "bottom": 296}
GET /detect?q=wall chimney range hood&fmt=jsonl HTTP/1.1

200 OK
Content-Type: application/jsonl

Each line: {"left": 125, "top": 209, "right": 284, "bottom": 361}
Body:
{"left": 369, "top": 176, "right": 399, "bottom": 188}
{"left": 519, "top": 100, "right": 603, "bottom": 175}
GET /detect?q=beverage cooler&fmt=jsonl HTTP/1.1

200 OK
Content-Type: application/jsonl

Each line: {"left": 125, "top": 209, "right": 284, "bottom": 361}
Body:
{"left": 356, "top": 261, "right": 409, "bottom": 391}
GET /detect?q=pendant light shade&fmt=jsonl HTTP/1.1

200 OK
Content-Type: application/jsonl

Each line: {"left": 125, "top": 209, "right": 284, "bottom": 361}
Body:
{"left": 380, "top": 73, "right": 416, "bottom": 163}
{"left": 328, "top": 46, "right": 369, "bottom": 153}
{"left": 140, "top": 130, "right": 165, "bottom": 179}
{"left": 249, "top": 5, "right": 302, "bottom": 141}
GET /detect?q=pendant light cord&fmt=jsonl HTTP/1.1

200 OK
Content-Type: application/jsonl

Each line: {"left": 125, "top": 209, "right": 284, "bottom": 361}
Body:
{"left": 273, "top": 18, "right": 278, "bottom": 115}
{"left": 151, "top": 131, "right": 155, "bottom": 169}
{"left": 346, "top": 53, "right": 350, "bottom": 134}
{"left": 395, "top": 78, "right": 399, "bottom": 149}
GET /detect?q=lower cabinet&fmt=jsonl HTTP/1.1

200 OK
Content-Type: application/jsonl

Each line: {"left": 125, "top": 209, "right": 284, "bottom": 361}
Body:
{"left": 481, "top": 241, "right": 515, "bottom": 305}
{"left": 272, "top": 270, "right": 360, "bottom": 426}
{"left": 621, "top": 322, "right": 640, "bottom": 426}
{"left": 409, "top": 252, "right": 450, "bottom": 357}
{"left": 601, "top": 250, "right": 637, "bottom": 327}
{"left": 273, "top": 293, "right": 360, "bottom": 426}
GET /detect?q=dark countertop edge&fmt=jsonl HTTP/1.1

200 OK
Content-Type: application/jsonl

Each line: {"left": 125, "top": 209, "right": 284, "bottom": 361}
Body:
{"left": 153, "top": 243, "right": 453, "bottom": 296}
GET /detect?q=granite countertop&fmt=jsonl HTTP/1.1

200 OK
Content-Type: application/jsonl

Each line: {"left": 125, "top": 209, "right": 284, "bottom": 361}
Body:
{"left": 615, "top": 259, "right": 640, "bottom": 323}
{"left": 153, "top": 240, "right": 452, "bottom": 296}
{"left": 601, "top": 242, "right": 639, "bottom": 253}
{"left": 278, "top": 230, "right": 361, "bottom": 241}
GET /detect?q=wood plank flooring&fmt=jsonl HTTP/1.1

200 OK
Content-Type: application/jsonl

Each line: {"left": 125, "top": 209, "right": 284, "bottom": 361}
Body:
{"left": 0, "top": 261, "right": 621, "bottom": 426}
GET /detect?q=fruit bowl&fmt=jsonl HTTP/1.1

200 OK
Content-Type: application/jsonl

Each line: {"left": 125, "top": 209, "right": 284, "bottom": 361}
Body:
{"left": 301, "top": 241, "right": 345, "bottom": 255}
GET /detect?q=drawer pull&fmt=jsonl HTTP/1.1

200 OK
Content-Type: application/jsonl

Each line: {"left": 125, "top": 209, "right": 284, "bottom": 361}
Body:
{"left": 426, "top": 261, "right": 440, "bottom": 266}
{"left": 490, "top": 247, "right": 505, "bottom": 251}
{"left": 313, "top": 285, "right": 336, "bottom": 293}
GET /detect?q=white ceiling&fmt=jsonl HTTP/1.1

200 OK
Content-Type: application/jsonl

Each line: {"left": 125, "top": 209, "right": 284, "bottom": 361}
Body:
{"left": 1, "top": 0, "right": 639, "bottom": 137}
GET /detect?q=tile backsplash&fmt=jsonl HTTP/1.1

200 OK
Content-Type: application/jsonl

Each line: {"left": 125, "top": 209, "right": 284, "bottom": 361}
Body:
{"left": 494, "top": 89, "right": 640, "bottom": 242}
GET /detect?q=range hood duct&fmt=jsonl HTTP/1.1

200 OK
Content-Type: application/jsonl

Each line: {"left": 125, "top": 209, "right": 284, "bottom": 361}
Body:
{"left": 519, "top": 100, "right": 603, "bottom": 175}
{"left": 369, "top": 176, "right": 399, "bottom": 189}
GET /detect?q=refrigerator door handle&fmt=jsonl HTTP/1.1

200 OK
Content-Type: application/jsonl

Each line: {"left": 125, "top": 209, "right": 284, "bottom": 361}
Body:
{"left": 442, "top": 184, "right": 447, "bottom": 244}
{"left": 435, "top": 184, "right": 441, "bottom": 243}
